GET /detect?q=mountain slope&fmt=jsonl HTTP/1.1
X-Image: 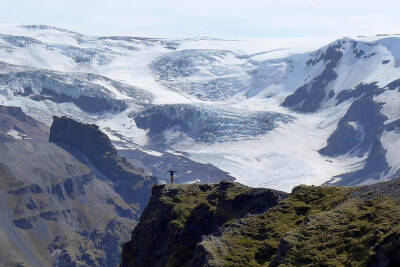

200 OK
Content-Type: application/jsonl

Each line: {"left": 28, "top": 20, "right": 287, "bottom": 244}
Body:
{"left": 49, "top": 115, "right": 153, "bottom": 206}
{"left": 120, "top": 180, "right": 288, "bottom": 267}
{"left": 0, "top": 107, "right": 152, "bottom": 266}
{"left": 1, "top": 24, "right": 400, "bottom": 190}
{"left": 121, "top": 178, "right": 400, "bottom": 267}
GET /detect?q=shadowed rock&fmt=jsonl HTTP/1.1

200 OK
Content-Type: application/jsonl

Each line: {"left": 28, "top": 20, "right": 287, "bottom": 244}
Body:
{"left": 120, "top": 180, "right": 288, "bottom": 267}
{"left": 49, "top": 116, "right": 153, "bottom": 206}
{"left": 121, "top": 179, "right": 400, "bottom": 267}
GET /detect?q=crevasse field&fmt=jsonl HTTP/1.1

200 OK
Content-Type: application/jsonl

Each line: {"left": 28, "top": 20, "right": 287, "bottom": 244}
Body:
{"left": 1, "top": 24, "right": 400, "bottom": 191}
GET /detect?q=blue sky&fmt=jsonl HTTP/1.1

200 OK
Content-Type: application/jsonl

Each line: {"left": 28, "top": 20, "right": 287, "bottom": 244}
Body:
{"left": 1, "top": 0, "right": 399, "bottom": 38}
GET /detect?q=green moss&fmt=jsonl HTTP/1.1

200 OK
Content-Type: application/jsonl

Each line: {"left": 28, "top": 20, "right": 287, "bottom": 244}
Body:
{"left": 125, "top": 181, "right": 400, "bottom": 267}
{"left": 161, "top": 184, "right": 255, "bottom": 266}
{"left": 196, "top": 184, "right": 400, "bottom": 267}
{"left": 203, "top": 185, "right": 354, "bottom": 266}
{"left": 156, "top": 183, "right": 257, "bottom": 232}
{"left": 123, "top": 181, "right": 287, "bottom": 267}
{"left": 280, "top": 197, "right": 400, "bottom": 266}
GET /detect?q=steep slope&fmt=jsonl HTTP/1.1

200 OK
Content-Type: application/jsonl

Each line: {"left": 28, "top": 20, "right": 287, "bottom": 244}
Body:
{"left": 165, "top": 37, "right": 400, "bottom": 189}
{"left": 121, "top": 180, "right": 288, "bottom": 267}
{"left": 0, "top": 107, "right": 152, "bottom": 266}
{"left": 121, "top": 179, "right": 400, "bottom": 267}
{"left": 132, "top": 104, "right": 291, "bottom": 148}
{"left": 49, "top": 116, "right": 153, "bottom": 206}
{"left": 0, "top": 61, "right": 152, "bottom": 125}
{"left": 1, "top": 24, "right": 400, "bottom": 190}
{"left": 278, "top": 38, "right": 400, "bottom": 185}
{"left": 0, "top": 105, "right": 48, "bottom": 142}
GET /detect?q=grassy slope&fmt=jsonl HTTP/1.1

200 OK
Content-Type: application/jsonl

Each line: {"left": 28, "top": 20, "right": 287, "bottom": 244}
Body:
{"left": 278, "top": 197, "right": 400, "bottom": 266}
{"left": 121, "top": 181, "right": 287, "bottom": 267}
{"left": 196, "top": 184, "right": 400, "bottom": 267}
{"left": 198, "top": 185, "right": 354, "bottom": 266}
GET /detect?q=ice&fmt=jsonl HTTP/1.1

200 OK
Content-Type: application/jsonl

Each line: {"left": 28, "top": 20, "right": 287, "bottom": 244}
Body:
{"left": 374, "top": 89, "right": 400, "bottom": 124}
{"left": 0, "top": 24, "right": 400, "bottom": 190}
{"left": 381, "top": 130, "right": 400, "bottom": 176}
{"left": 179, "top": 104, "right": 363, "bottom": 192}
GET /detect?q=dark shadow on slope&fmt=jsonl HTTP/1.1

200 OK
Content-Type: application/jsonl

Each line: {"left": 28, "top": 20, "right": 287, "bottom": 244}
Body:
{"left": 48, "top": 116, "right": 153, "bottom": 209}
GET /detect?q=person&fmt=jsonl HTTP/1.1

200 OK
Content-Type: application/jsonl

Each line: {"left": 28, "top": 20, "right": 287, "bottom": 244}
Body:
{"left": 168, "top": 169, "right": 175, "bottom": 184}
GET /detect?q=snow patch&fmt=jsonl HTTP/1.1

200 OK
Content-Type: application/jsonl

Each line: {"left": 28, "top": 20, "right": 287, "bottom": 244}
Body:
{"left": 6, "top": 129, "right": 24, "bottom": 140}
{"left": 143, "top": 150, "right": 163, "bottom": 157}
{"left": 375, "top": 89, "right": 400, "bottom": 124}
{"left": 381, "top": 130, "right": 400, "bottom": 175}
{"left": 347, "top": 121, "right": 357, "bottom": 130}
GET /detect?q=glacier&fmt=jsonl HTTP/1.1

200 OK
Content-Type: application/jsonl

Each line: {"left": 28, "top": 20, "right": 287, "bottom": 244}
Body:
{"left": 0, "top": 24, "right": 400, "bottom": 191}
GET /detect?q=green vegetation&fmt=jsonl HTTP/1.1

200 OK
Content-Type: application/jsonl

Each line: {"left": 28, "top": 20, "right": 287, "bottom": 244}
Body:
{"left": 121, "top": 181, "right": 287, "bottom": 267}
{"left": 279, "top": 197, "right": 400, "bottom": 266}
{"left": 198, "top": 186, "right": 400, "bottom": 266}
{"left": 122, "top": 180, "right": 400, "bottom": 267}
{"left": 203, "top": 185, "right": 354, "bottom": 266}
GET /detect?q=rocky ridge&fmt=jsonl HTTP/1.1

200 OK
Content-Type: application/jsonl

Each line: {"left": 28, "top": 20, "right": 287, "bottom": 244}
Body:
{"left": 49, "top": 116, "right": 153, "bottom": 207}
{"left": 0, "top": 108, "right": 153, "bottom": 266}
{"left": 121, "top": 179, "right": 400, "bottom": 266}
{"left": 120, "top": 180, "right": 288, "bottom": 267}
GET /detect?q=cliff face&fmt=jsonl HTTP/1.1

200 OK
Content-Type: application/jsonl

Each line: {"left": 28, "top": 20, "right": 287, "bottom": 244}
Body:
{"left": 120, "top": 180, "right": 288, "bottom": 267}
{"left": 121, "top": 179, "right": 400, "bottom": 267}
{"left": 0, "top": 111, "right": 153, "bottom": 266}
{"left": 49, "top": 116, "right": 116, "bottom": 164}
{"left": 49, "top": 116, "right": 153, "bottom": 206}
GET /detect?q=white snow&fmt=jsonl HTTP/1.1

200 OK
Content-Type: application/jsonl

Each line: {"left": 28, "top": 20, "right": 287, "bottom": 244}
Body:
{"left": 381, "top": 130, "right": 400, "bottom": 176}
{"left": 143, "top": 150, "right": 163, "bottom": 157}
{"left": 165, "top": 150, "right": 186, "bottom": 157}
{"left": 6, "top": 129, "right": 23, "bottom": 140}
{"left": 375, "top": 37, "right": 400, "bottom": 68}
{"left": 375, "top": 89, "right": 400, "bottom": 124}
{"left": 90, "top": 79, "right": 132, "bottom": 100}
{"left": 1, "top": 24, "right": 400, "bottom": 191}
{"left": 97, "top": 108, "right": 149, "bottom": 147}
{"left": 178, "top": 102, "right": 364, "bottom": 192}
{"left": 347, "top": 121, "right": 358, "bottom": 130}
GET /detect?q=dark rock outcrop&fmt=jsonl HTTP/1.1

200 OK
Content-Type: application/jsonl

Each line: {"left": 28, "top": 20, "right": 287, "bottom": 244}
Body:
{"left": 121, "top": 179, "right": 400, "bottom": 267}
{"left": 282, "top": 41, "right": 343, "bottom": 113}
{"left": 49, "top": 116, "right": 118, "bottom": 170}
{"left": 120, "top": 180, "right": 288, "bottom": 267}
{"left": 49, "top": 116, "right": 153, "bottom": 206}
{"left": 368, "top": 228, "right": 400, "bottom": 267}
{"left": 0, "top": 107, "right": 153, "bottom": 266}
{"left": 321, "top": 81, "right": 400, "bottom": 186}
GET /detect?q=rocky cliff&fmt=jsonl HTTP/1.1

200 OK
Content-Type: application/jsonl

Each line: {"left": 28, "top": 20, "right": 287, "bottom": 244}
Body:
{"left": 121, "top": 179, "right": 400, "bottom": 267}
{"left": 49, "top": 116, "right": 153, "bottom": 206}
{"left": 0, "top": 110, "right": 153, "bottom": 266}
{"left": 120, "top": 180, "right": 288, "bottom": 266}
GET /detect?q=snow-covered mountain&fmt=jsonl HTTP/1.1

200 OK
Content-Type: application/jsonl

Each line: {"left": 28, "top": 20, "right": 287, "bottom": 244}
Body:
{"left": 1, "top": 24, "right": 400, "bottom": 191}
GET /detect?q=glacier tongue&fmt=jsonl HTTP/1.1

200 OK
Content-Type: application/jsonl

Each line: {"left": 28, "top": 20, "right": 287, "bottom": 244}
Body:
{"left": 1, "top": 24, "right": 400, "bottom": 190}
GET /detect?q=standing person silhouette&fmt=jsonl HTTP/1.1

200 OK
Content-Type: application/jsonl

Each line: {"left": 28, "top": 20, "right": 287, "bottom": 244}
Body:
{"left": 169, "top": 169, "right": 175, "bottom": 184}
